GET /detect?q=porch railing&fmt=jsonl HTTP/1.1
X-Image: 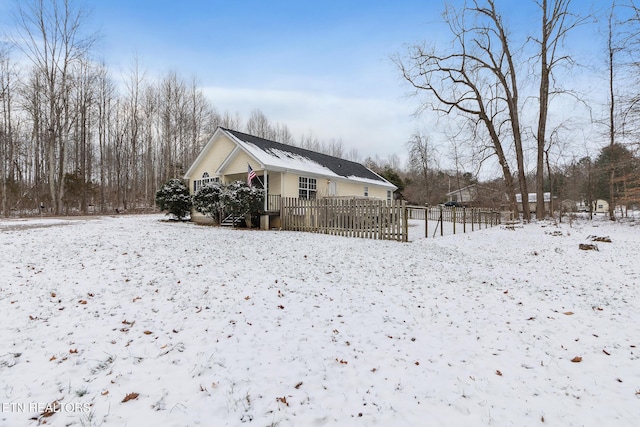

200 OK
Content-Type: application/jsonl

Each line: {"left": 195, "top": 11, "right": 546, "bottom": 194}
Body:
{"left": 266, "top": 194, "right": 281, "bottom": 212}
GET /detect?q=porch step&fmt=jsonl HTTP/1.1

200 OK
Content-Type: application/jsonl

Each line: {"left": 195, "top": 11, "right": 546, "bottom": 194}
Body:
{"left": 221, "top": 214, "right": 244, "bottom": 227}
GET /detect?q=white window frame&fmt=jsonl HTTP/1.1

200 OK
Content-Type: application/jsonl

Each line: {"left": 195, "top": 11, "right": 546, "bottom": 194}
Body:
{"left": 193, "top": 172, "right": 219, "bottom": 193}
{"left": 364, "top": 186, "right": 369, "bottom": 197}
{"left": 298, "top": 177, "right": 317, "bottom": 200}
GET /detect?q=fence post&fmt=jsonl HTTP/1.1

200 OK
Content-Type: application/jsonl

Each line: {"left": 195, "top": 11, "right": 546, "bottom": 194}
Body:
{"left": 463, "top": 207, "right": 466, "bottom": 233}
{"left": 425, "top": 207, "right": 428, "bottom": 238}
{"left": 439, "top": 206, "right": 443, "bottom": 236}
{"left": 402, "top": 201, "right": 408, "bottom": 242}
{"left": 471, "top": 208, "right": 475, "bottom": 232}
{"left": 453, "top": 207, "right": 456, "bottom": 235}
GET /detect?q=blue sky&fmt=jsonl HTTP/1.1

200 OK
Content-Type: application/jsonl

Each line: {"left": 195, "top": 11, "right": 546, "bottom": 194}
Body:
{"left": 3, "top": 0, "right": 606, "bottom": 173}
{"left": 86, "top": 0, "right": 443, "bottom": 165}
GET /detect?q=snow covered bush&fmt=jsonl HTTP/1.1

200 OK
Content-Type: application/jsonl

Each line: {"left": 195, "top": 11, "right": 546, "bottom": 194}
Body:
{"left": 155, "top": 179, "right": 192, "bottom": 220}
{"left": 221, "top": 181, "right": 264, "bottom": 224}
{"left": 192, "top": 182, "right": 223, "bottom": 223}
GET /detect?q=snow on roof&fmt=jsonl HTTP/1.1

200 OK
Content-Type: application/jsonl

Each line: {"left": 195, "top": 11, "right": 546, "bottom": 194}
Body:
{"left": 235, "top": 140, "right": 338, "bottom": 176}
{"left": 223, "top": 128, "right": 396, "bottom": 189}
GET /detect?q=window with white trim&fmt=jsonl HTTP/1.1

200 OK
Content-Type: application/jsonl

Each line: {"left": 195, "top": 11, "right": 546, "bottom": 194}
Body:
{"left": 387, "top": 190, "right": 392, "bottom": 203}
{"left": 193, "top": 172, "right": 219, "bottom": 193}
{"left": 364, "top": 186, "right": 369, "bottom": 197}
{"left": 298, "top": 177, "right": 317, "bottom": 199}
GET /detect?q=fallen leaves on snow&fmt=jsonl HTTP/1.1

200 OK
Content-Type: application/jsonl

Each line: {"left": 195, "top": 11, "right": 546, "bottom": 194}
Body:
{"left": 122, "top": 392, "right": 139, "bottom": 403}
{"left": 40, "top": 400, "right": 61, "bottom": 418}
{"left": 579, "top": 243, "right": 598, "bottom": 251}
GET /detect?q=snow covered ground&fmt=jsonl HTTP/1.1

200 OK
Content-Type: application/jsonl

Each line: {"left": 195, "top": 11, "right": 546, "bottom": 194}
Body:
{"left": 0, "top": 214, "right": 639, "bottom": 426}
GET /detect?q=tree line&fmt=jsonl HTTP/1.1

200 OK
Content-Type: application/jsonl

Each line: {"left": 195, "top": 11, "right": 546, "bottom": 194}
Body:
{"left": 0, "top": 0, "right": 356, "bottom": 217}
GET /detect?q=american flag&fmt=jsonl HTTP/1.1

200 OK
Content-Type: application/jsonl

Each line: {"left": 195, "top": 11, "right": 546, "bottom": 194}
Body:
{"left": 247, "top": 164, "right": 257, "bottom": 187}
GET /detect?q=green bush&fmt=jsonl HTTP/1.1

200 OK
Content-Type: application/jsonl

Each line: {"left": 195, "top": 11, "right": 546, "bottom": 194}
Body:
{"left": 193, "top": 182, "right": 223, "bottom": 223}
{"left": 155, "top": 179, "right": 192, "bottom": 220}
{"left": 221, "top": 181, "right": 265, "bottom": 220}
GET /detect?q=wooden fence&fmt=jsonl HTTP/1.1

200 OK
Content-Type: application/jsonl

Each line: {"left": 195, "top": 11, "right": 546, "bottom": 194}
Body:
{"left": 281, "top": 197, "right": 408, "bottom": 242}
{"left": 407, "top": 205, "right": 502, "bottom": 237}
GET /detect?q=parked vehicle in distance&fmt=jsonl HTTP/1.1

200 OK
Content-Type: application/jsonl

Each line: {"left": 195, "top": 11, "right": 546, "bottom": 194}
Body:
{"left": 444, "top": 201, "right": 465, "bottom": 207}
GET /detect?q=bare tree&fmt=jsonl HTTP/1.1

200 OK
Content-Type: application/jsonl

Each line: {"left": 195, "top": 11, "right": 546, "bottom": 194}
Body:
{"left": 625, "top": 0, "right": 640, "bottom": 140}
{"left": 246, "top": 108, "right": 274, "bottom": 139}
{"left": 345, "top": 147, "right": 361, "bottom": 163}
{"left": 326, "top": 138, "right": 345, "bottom": 158}
{"left": 611, "top": 0, "right": 640, "bottom": 217}
{"left": 120, "top": 57, "right": 145, "bottom": 209}
{"left": 395, "top": 0, "right": 526, "bottom": 217}
{"left": 220, "top": 110, "right": 242, "bottom": 130}
{"left": 95, "top": 61, "right": 113, "bottom": 212}
{"left": 12, "top": 0, "right": 95, "bottom": 214}
{"left": 532, "top": 0, "right": 584, "bottom": 219}
{"left": 298, "top": 130, "right": 322, "bottom": 152}
{"left": 406, "top": 129, "right": 439, "bottom": 204}
{"left": 66, "top": 56, "right": 97, "bottom": 213}
{"left": 606, "top": 1, "right": 619, "bottom": 219}
{"left": 274, "top": 122, "right": 294, "bottom": 144}
{"left": 0, "top": 44, "right": 17, "bottom": 217}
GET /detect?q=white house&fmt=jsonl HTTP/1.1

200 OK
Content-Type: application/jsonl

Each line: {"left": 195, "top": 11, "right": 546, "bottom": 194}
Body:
{"left": 446, "top": 184, "right": 507, "bottom": 208}
{"left": 184, "top": 127, "right": 397, "bottom": 227}
{"left": 592, "top": 199, "right": 609, "bottom": 214}
{"left": 446, "top": 184, "right": 477, "bottom": 205}
{"left": 516, "top": 192, "right": 551, "bottom": 213}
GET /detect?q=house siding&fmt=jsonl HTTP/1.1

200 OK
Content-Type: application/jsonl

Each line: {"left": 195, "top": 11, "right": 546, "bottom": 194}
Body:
{"left": 368, "top": 185, "right": 390, "bottom": 200}
{"left": 282, "top": 173, "right": 300, "bottom": 198}
{"left": 187, "top": 135, "right": 236, "bottom": 194}
{"left": 224, "top": 149, "right": 257, "bottom": 179}
{"left": 267, "top": 173, "right": 282, "bottom": 195}
{"left": 210, "top": 136, "right": 236, "bottom": 172}
{"left": 334, "top": 180, "right": 388, "bottom": 199}
{"left": 281, "top": 174, "right": 390, "bottom": 200}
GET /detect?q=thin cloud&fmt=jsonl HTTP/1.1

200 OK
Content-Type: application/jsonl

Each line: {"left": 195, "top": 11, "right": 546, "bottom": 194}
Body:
{"left": 202, "top": 86, "right": 417, "bottom": 162}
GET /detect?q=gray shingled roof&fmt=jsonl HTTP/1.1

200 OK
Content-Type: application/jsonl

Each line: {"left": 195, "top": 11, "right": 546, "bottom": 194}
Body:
{"left": 222, "top": 128, "right": 389, "bottom": 184}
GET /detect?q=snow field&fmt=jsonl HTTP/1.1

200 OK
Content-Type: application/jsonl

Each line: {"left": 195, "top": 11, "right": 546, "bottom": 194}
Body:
{"left": 0, "top": 214, "right": 639, "bottom": 426}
